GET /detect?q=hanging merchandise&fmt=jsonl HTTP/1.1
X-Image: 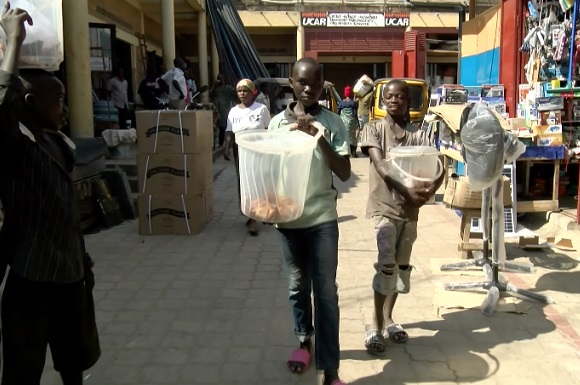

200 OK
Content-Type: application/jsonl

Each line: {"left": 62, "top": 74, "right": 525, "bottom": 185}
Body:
{"left": 560, "top": 0, "right": 574, "bottom": 12}
{"left": 206, "top": 0, "right": 270, "bottom": 85}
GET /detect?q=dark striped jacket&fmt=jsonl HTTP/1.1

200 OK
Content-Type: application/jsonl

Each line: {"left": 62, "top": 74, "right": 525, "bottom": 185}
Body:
{"left": 0, "top": 71, "right": 84, "bottom": 283}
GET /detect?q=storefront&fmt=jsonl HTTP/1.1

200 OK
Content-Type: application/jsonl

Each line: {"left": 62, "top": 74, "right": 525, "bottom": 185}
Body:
{"left": 451, "top": 0, "right": 580, "bottom": 226}
{"left": 299, "top": 12, "right": 413, "bottom": 92}
{"left": 87, "top": 0, "right": 164, "bottom": 100}
{"left": 238, "top": 10, "right": 459, "bottom": 92}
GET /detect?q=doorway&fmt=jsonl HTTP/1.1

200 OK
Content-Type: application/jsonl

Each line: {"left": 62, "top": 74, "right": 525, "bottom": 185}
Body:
{"left": 114, "top": 39, "right": 133, "bottom": 103}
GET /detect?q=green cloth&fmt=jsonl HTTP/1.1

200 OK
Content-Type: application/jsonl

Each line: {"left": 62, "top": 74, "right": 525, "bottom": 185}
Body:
{"left": 268, "top": 104, "right": 350, "bottom": 229}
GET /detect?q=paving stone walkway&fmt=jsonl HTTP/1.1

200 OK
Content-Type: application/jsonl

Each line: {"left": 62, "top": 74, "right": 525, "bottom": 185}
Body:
{"left": 35, "top": 157, "right": 580, "bottom": 385}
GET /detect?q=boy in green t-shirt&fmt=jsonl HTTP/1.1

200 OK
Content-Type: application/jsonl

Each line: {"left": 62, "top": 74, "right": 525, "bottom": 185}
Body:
{"left": 268, "top": 57, "right": 351, "bottom": 385}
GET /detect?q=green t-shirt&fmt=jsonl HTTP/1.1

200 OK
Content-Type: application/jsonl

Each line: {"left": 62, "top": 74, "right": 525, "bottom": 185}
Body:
{"left": 268, "top": 105, "right": 350, "bottom": 229}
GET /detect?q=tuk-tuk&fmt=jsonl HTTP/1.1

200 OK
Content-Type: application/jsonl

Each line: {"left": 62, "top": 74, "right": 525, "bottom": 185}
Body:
{"left": 369, "top": 78, "right": 430, "bottom": 124}
{"left": 254, "top": 78, "right": 341, "bottom": 115}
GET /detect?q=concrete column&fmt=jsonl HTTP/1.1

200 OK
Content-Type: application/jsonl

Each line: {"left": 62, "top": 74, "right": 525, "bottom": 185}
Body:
{"left": 296, "top": 25, "right": 304, "bottom": 60}
{"left": 161, "top": 0, "right": 176, "bottom": 67}
{"left": 198, "top": 11, "right": 209, "bottom": 103}
{"left": 63, "top": 0, "right": 93, "bottom": 138}
{"left": 211, "top": 36, "right": 220, "bottom": 80}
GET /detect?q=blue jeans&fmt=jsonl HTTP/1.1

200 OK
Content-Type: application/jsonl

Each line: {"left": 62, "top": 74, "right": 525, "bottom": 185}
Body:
{"left": 277, "top": 220, "right": 340, "bottom": 372}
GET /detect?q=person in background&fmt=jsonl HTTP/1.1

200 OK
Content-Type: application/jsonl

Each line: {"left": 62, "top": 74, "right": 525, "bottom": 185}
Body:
{"left": 0, "top": 3, "right": 100, "bottom": 383}
{"left": 255, "top": 82, "right": 270, "bottom": 113}
{"left": 359, "top": 79, "right": 443, "bottom": 355}
{"left": 338, "top": 85, "right": 359, "bottom": 157}
{"left": 107, "top": 67, "right": 129, "bottom": 129}
{"left": 355, "top": 88, "right": 373, "bottom": 145}
{"left": 210, "top": 73, "right": 237, "bottom": 147}
{"left": 158, "top": 57, "right": 188, "bottom": 110}
{"left": 184, "top": 67, "right": 197, "bottom": 99}
{"left": 268, "top": 57, "right": 351, "bottom": 385}
{"left": 223, "top": 79, "right": 270, "bottom": 236}
{"left": 138, "top": 67, "right": 161, "bottom": 110}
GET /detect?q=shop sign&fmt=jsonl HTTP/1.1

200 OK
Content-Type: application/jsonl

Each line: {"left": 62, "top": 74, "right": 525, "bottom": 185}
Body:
{"left": 327, "top": 13, "right": 385, "bottom": 27}
{"left": 301, "top": 12, "right": 328, "bottom": 27}
{"left": 384, "top": 13, "right": 410, "bottom": 27}
{"left": 301, "top": 12, "right": 410, "bottom": 28}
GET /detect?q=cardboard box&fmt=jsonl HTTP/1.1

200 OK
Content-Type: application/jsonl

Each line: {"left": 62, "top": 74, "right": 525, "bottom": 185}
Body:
{"left": 137, "top": 152, "right": 212, "bottom": 195}
{"left": 537, "top": 134, "right": 563, "bottom": 147}
{"left": 443, "top": 176, "right": 512, "bottom": 209}
{"left": 136, "top": 110, "right": 213, "bottom": 154}
{"left": 138, "top": 188, "right": 213, "bottom": 235}
{"left": 507, "top": 118, "right": 526, "bottom": 131}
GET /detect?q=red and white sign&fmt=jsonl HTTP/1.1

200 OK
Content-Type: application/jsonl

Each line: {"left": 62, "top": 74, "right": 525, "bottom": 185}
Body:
{"left": 301, "top": 12, "right": 410, "bottom": 28}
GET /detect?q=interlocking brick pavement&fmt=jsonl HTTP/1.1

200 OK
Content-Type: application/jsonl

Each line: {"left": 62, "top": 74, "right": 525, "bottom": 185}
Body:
{"left": 34, "top": 157, "right": 580, "bottom": 385}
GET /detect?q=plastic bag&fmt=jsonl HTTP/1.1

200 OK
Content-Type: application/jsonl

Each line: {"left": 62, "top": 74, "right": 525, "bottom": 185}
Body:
{"left": 503, "top": 130, "right": 526, "bottom": 164}
{"left": 460, "top": 102, "right": 505, "bottom": 191}
{"left": 0, "top": 0, "right": 63, "bottom": 71}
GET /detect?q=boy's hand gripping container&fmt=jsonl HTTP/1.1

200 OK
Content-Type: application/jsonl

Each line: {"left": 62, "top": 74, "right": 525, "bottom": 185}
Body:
{"left": 380, "top": 146, "right": 443, "bottom": 188}
{"left": 235, "top": 127, "right": 323, "bottom": 223}
{"left": 0, "top": 0, "right": 64, "bottom": 71}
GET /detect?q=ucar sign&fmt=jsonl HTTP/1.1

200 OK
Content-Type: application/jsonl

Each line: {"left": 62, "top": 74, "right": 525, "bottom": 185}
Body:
{"left": 301, "top": 12, "right": 410, "bottom": 28}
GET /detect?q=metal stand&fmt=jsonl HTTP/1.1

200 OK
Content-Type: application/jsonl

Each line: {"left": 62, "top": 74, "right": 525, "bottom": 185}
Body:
{"left": 441, "top": 178, "right": 553, "bottom": 315}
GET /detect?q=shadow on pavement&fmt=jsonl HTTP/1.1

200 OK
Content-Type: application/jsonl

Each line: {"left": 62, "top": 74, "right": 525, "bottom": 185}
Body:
{"left": 528, "top": 252, "right": 579, "bottom": 271}
{"left": 342, "top": 306, "right": 556, "bottom": 384}
{"left": 338, "top": 215, "right": 358, "bottom": 223}
{"left": 536, "top": 270, "right": 580, "bottom": 294}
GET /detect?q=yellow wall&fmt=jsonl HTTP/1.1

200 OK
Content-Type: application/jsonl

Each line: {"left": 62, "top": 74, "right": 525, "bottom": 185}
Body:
{"left": 461, "top": 5, "right": 501, "bottom": 57}
{"left": 238, "top": 11, "right": 300, "bottom": 28}
{"left": 410, "top": 12, "right": 460, "bottom": 29}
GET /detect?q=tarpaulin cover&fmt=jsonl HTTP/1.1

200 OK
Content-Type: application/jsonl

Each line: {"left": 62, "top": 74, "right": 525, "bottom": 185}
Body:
{"left": 206, "top": 0, "right": 270, "bottom": 85}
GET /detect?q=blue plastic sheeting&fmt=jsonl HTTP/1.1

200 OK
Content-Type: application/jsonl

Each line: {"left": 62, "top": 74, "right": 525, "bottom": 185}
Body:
{"left": 460, "top": 47, "right": 500, "bottom": 86}
{"left": 206, "top": 0, "right": 270, "bottom": 85}
{"left": 520, "top": 146, "right": 566, "bottom": 160}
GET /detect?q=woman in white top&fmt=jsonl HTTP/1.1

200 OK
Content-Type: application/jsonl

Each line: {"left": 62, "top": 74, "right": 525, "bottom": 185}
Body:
{"left": 224, "top": 79, "right": 271, "bottom": 236}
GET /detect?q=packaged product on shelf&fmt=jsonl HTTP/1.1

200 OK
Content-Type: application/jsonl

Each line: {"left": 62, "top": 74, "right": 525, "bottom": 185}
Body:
{"left": 539, "top": 110, "right": 562, "bottom": 125}
{"left": 537, "top": 134, "right": 563, "bottom": 147}
{"left": 534, "top": 124, "right": 563, "bottom": 135}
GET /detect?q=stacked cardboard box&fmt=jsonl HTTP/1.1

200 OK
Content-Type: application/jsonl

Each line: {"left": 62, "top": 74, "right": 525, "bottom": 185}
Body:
{"left": 136, "top": 110, "right": 214, "bottom": 235}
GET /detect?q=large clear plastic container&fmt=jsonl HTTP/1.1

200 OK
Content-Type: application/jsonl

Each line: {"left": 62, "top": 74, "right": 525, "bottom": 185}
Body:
{"left": 0, "top": 0, "right": 64, "bottom": 71}
{"left": 380, "top": 146, "right": 442, "bottom": 188}
{"left": 236, "top": 129, "right": 322, "bottom": 223}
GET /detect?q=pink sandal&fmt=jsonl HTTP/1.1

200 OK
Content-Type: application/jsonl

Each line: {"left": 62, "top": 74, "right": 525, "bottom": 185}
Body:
{"left": 331, "top": 380, "right": 347, "bottom": 385}
{"left": 287, "top": 348, "right": 311, "bottom": 374}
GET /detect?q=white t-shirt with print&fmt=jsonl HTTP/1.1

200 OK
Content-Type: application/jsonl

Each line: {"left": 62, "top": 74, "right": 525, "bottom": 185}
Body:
{"left": 226, "top": 102, "right": 271, "bottom": 134}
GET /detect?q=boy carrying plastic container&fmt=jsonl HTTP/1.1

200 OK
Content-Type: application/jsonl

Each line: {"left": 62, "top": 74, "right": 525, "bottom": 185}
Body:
{"left": 268, "top": 57, "right": 351, "bottom": 385}
{"left": 359, "top": 79, "right": 444, "bottom": 355}
{"left": 0, "top": 3, "right": 100, "bottom": 383}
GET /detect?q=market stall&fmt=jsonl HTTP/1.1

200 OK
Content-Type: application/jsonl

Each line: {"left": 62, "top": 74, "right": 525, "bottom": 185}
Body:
{"left": 455, "top": 0, "right": 580, "bottom": 224}
{"left": 426, "top": 103, "right": 565, "bottom": 257}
